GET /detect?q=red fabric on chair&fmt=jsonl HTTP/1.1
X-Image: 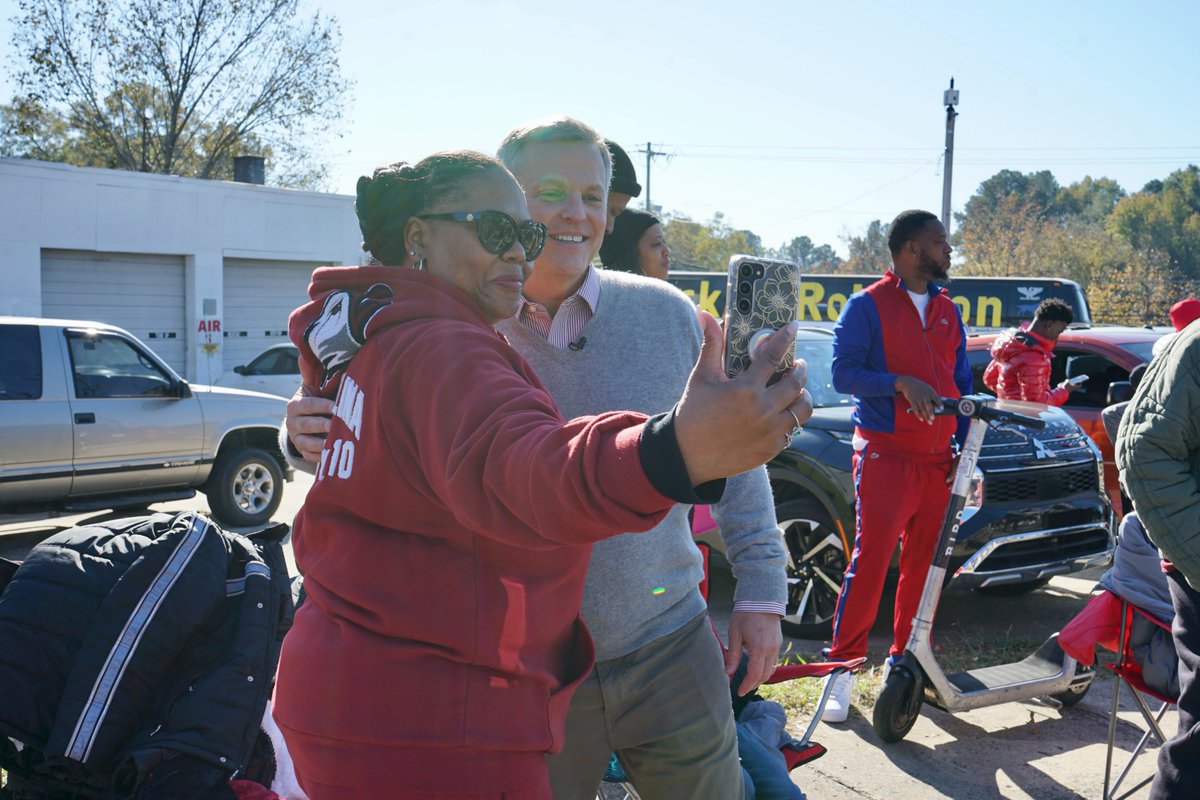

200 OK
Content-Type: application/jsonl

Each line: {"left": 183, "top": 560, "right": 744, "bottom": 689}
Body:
{"left": 1099, "top": 594, "right": 1179, "bottom": 800}
{"left": 1059, "top": 590, "right": 1125, "bottom": 665}
{"left": 766, "top": 658, "right": 867, "bottom": 684}
{"left": 1107, "top": 602, "right": 1177, "bottom": 707}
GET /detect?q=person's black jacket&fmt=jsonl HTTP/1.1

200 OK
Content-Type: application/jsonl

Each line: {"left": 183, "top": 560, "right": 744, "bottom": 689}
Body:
{"left": 0, "top": 512, "right": 293, "bottom": 799}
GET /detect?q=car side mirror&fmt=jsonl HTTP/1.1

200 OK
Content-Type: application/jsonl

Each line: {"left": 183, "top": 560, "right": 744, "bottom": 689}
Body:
{"left": 175, "top": 380, "right": 193, "bottom": 399}
{"left": 1106, "top": 380, "right": 1133, "bottom": 405}
{"left": 234, "top": 364, "right": 248, "bottom": 375}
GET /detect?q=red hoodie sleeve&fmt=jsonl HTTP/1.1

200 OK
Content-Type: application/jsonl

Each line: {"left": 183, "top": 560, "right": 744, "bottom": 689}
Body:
{"left": 1044, "top": 384, "right": 1071, "bottom": 406}
{"left": 983, "top": 359, "right": 1000, "bottom": 393}
{"left": 1013, "top": 352, "right": 1069, "bottom": 405}
{"left": 376, "top": 321, "right": 675, "bottom": 550}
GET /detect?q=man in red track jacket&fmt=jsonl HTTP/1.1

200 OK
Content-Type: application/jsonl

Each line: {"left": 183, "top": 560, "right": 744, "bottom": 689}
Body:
{"left": 983, "top": 298, "right": 1076, "bottom": 405}
{"left": 820, "top": 209, "right": 973, "bottom": 723}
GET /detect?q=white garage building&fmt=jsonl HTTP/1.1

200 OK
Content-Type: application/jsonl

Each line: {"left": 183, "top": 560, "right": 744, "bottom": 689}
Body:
{"left": 0, "top": 158, "right": 363, "bottom": 383}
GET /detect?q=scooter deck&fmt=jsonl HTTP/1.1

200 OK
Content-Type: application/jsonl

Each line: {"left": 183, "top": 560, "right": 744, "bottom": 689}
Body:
{"left": 939, "top": 636, "right": 1068, "bottom": 697}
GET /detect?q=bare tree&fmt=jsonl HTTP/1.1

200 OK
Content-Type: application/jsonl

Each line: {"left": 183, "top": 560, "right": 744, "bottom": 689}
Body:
{"left": 5, "top": 0, "right": 349, "bottom": 187}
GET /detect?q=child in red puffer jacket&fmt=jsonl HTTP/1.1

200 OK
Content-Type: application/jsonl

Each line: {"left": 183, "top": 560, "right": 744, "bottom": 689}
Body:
{"left": 984, "top": 298, "right": 1078, "bottom": 405}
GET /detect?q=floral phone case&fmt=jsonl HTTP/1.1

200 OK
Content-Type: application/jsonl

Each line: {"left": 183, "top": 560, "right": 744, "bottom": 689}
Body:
{"left": 722, "top": 255, "right": 801, "bottom": 379}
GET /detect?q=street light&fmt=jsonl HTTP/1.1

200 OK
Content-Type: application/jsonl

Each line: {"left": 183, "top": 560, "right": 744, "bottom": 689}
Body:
{"left": 941, "top": 78, "right": 960, "bottom": 234}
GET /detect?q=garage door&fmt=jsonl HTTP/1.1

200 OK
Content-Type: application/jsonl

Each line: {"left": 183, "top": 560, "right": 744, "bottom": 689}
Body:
{"left": 222, "top": 258, "right": 320, "bottom": 369}
{"left": 41, "top": 250, "right": 187, "bottom": 372}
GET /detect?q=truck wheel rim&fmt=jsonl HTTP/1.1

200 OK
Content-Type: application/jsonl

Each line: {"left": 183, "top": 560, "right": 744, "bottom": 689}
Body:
{"left": 233, "top": 463, "right": 274, "bottom": 513}
{"left": 782, "top": 515, "right": 846, "bottom": 629}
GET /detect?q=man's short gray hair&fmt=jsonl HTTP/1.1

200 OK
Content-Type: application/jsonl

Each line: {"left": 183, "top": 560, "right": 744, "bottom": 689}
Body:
{"left": 497, "top": 116, "right": 613, "bottom": 189}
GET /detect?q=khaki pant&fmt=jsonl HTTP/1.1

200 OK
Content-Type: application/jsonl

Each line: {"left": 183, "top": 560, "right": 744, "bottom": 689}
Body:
{"left": 547, "top": 612, "right": 744, "bottom": 800}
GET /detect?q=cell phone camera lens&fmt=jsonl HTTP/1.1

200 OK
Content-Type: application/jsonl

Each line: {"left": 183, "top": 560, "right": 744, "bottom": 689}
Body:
{"left": 739, "top": 264, "right": 754, "bottom": 278}
{"left": 739, "top": 281, "right": 753, "bottom": 296}
{"left": 737, "top": 298, "right": 752, "bottom": 314}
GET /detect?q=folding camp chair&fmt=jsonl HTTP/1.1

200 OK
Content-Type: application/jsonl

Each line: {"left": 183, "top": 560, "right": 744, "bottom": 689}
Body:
{"left": 1103, "top": 595, "right": 1179, "bottom": 800}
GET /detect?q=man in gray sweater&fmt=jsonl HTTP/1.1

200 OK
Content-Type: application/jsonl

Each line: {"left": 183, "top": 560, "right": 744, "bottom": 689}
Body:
{"left": 285, "top": 120, "right": 789, "bottom": 800}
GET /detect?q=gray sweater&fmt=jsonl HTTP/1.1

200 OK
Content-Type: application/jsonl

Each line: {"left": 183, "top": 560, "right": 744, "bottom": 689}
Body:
{"left": 498, "top": 270, "right": 785, "bottom": 660}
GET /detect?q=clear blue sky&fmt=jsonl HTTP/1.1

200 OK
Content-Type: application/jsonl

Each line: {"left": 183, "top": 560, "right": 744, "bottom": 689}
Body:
{"left": 3, "top": 0, "right": 1198, "bottom": 256}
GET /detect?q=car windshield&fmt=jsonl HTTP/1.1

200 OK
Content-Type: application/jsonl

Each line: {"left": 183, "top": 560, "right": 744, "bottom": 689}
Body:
{"left": 794, "top": 330, "right": 852, "bottom": 408}
{"left": 1116, "top": 340, "right": 1158, "bottom": 363}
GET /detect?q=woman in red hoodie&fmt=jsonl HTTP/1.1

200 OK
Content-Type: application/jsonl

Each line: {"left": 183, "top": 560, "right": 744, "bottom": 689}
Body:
{"left": 271, "top": 151, "right": 811, "bottom": 800}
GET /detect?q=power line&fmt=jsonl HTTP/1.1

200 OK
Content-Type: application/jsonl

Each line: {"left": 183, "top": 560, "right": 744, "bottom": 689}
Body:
{"left": 660, "top": 143, "right": 1200, "bottom": 152}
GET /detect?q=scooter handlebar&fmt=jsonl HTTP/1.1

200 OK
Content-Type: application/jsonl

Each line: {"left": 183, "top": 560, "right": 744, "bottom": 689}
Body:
{"left": 937, "top": 396, "right": 1047, "bottom": 430}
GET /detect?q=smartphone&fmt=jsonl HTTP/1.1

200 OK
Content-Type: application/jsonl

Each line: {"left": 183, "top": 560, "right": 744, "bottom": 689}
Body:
{"left": 722, "top": 255, "right": 801, "bottom": 381}
{"left": 1067, "top": 374, "right": 1090, "bottom": 386}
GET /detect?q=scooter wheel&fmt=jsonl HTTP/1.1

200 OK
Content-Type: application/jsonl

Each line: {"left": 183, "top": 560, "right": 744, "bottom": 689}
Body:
{"left": 872, "top": 669, "right": 924, "bottom": 743}
{"left": 1050, "top": 662, "right": 1095, "bottom": 707}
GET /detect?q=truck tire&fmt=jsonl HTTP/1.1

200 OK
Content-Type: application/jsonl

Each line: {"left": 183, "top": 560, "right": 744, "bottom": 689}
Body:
{"left": 204, "top": 446, "right": 283, "bottom": 528}
{"left": 778, "top": 498, "right": 849, "bottom": 640}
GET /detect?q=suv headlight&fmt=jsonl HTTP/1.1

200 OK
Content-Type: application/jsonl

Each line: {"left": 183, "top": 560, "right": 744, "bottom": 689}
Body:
{"left": 961, "top": 467, "right": 985, "bottom": 522}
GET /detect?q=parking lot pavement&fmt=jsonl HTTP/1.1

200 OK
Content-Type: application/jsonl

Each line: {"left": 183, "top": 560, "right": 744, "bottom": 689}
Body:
{"left": 3, "top": 485, "right": 1167, "bottom": 800}
{"left": 706, "top": 564, "right": 1167, "bottom": 799}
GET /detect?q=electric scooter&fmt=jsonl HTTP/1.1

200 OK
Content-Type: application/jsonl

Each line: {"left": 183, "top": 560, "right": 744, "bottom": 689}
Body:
{"left": 872, "top": 394, "right": 1096, "bottom": 743}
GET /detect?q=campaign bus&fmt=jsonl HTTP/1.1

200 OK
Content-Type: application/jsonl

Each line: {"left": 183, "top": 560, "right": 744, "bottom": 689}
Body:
{"left": 667, "top": 270, "right": 1092, "bottom": 331}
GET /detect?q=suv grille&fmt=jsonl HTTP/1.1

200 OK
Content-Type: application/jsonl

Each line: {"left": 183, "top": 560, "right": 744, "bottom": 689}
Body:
{"left": 975, "top": 528, "right": 1111, "bottom": 573}
{"left": 986, "top": 462, "right": 1098, "bottom": 503}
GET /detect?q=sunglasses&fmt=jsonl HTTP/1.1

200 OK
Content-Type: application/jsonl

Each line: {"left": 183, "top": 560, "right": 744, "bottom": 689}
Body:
{"left": 421, "top": 210, "right": 547, "bottom": 261}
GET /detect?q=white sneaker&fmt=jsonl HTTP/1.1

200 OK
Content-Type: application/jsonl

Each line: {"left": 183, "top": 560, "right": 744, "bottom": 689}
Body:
{"left": 880, "top": 655, "right": 896, "bottom": 685}
{"left": 820, "top": 671, "right": 855, "bottom": 723}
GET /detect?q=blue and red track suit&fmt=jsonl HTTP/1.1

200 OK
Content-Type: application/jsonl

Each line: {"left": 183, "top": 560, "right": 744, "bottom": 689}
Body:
{"left": 826, "top": 270, "right": 972, "bottom": 661}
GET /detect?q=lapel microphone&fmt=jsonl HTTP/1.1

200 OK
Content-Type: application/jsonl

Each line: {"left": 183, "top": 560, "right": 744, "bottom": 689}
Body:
{"left": 568, "top": 336, "right": 587, "bottom": 351}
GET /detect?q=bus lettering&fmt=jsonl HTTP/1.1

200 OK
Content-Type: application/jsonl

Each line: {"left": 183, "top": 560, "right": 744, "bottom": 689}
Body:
{"left": 798, "top": 282, "right": 824, "bottom": 320}
{"left": 951, "top": 294, "right": 1002, "bottom": 328}
{"left": 696, "top": 280, "right": 720, "bottom": 316}
{"left": 666, "top": 272, "right": 1086, "bottom": 330}
{"left": 974, "top": 295, "right": 1001, "bottom": 328}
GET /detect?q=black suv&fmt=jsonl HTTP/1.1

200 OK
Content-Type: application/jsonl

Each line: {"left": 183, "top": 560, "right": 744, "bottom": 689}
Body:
{"left": 718, "top": 328, "right": 1115, "bottom": 639}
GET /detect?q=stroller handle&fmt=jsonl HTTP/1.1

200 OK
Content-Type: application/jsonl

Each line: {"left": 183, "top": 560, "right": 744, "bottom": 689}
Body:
{"left": 934, "top": 395, "right": 1047, "bottom": 430}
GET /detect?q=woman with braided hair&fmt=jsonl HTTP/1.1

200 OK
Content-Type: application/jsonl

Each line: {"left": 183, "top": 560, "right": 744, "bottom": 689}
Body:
{"left": 271, "top": 150, "right": 811, "bottom": 799}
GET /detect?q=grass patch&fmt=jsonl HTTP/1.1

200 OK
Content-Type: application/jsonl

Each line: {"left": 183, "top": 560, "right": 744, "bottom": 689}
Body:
{"left": 760, "top": 629, "right": 1049, "bottom": 725}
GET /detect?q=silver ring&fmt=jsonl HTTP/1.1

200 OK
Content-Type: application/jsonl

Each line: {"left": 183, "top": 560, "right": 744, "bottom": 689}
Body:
{"left": 787, "top": 409, "right": 803, "bottom": 437}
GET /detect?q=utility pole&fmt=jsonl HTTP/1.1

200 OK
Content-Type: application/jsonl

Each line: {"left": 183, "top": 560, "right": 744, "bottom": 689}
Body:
{"left": 639, "top": 141, "right": 669, "bottom": 212}
{"left": 941, "top": 78, "right": 960, "bottom": 234}
{"left": 140, "top": 111, "right": 152, "bottom": 172}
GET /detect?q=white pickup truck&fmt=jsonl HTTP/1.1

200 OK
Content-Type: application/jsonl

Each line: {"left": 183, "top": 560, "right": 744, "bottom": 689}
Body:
{"left": 0, "top": 317, "right": 291, "bottom": 527}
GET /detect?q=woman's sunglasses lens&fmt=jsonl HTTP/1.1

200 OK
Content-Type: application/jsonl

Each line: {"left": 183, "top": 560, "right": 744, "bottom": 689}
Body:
{"left": 519, "top": 223, "right": 545, "bottom": 259}
{"left": 477, "top": 211, "right": 517, "bottom": 255}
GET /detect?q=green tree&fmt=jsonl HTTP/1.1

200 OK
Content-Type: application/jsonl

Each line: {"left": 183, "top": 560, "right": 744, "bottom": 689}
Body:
{"left": 769, "top": 235, "right": 843, "bottom": 272}
{"left": 1109, "top": 165, "right": 1200, "bottom": 277}
{"left": 3, "top": 0, "right": 349, "bottom": 187}
{"left": 661, "top": 212, "right": 762, "bottom": 271}
{"left": 962, "top": 169, "right": 1061, "bottom": 220}
{"left": 1055, "top": 176, "right": 1125, "bottom": 223}
{"left": 840, "top": 219, "right": 891, "bottom": 275}
{"left": 955, "top": 194, "right": 1056, "bottom": 278}
{"left": 1087, "top": 246, "right": 1200, "bottom": 326}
